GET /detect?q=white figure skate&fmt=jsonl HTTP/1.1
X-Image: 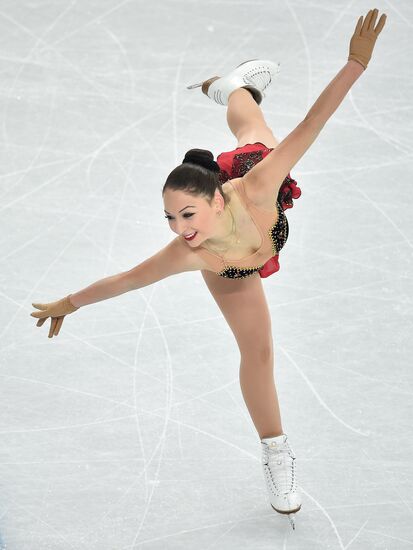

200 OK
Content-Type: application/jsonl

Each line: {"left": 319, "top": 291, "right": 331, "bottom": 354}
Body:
{"left": 261, "top": 433, "right": 302, "bottom": 530}
{"left": 187, "top": 59, "right": 281, "bottom": 106}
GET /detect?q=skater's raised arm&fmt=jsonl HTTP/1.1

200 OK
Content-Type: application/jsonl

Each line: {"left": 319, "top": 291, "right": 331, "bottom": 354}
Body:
{"left": 30, "top": 236, "right": 200, "bottom": 338}
{"left": 243, "top": 9, "right": 386, "bottom": 200}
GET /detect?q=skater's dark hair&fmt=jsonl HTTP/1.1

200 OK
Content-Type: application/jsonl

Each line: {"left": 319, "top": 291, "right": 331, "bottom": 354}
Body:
{"left": 162, "top": 148, "right": 229, "bottom": 207}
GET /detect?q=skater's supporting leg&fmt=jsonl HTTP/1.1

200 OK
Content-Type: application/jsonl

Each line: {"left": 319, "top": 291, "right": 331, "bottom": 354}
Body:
{"left": 226, "top": 88, "right": 280, "bottom": 148}
{"left": 239, "top": 353, "right": 283, "bottom": 439}
{"left": 201, "top": 270, "right": 283, "bottom": 439}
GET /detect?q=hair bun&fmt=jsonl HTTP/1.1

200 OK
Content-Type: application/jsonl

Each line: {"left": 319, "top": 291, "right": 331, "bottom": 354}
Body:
{"left": 183, "top": 148, "right": 220, "bottom": 173}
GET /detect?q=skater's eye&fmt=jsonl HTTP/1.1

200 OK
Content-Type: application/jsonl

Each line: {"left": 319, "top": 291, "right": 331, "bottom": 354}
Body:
{"left": 165, "top": 213, "right": 194, "bottom": 220}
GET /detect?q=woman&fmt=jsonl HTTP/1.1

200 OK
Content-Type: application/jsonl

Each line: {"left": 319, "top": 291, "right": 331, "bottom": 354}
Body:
{"left": 31, "top": 9, "right": 387, "bottom": 529}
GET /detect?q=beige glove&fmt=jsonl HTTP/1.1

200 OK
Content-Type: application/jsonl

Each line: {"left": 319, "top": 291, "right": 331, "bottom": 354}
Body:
{"left": 348, "top": 8, "right": 387, "bottom": 70}
{"left": 31, "top": 295, "right": 79, "bottom": 338}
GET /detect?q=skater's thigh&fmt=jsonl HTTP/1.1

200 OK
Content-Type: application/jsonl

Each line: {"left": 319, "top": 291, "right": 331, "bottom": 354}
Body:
{"left": 201, "top": 270, "right": 273, "bottom": 360}
{"left": 237, "top": 127, "right": 280, "bottom": 149}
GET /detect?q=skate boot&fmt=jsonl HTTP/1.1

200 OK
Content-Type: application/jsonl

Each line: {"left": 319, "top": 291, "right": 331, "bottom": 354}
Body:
{"left": 261, "top": 433, "right": 302, "bottom": 530}
{"left": 187, "top": 59, "right": 281, "bottom": 106}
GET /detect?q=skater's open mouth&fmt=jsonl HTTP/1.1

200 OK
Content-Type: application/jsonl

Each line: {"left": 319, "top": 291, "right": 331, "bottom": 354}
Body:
{"left": 183, "top": 232, "right": 197, "bottom": 241}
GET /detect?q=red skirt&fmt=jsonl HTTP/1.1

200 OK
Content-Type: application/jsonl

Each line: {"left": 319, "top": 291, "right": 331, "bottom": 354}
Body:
{"left": 216, "top": 142, "right": 302, "bottom": 278}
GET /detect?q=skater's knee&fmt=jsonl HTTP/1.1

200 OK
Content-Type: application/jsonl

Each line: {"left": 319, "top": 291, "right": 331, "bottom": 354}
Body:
{"left": 240, "top": 341, "right": 273, "bottom": 365}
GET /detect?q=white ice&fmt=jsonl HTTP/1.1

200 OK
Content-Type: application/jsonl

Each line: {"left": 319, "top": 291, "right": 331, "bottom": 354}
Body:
{"left": 1, "top": 0, "right": 412, "bottom": 548}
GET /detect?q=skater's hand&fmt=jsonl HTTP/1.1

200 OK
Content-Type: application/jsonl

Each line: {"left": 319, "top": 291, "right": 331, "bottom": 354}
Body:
{"left": 348, "top": 8, "right": 387, "bottom": 70}
{"left": 30, "top": 295, "right": 79, "bottom": 338}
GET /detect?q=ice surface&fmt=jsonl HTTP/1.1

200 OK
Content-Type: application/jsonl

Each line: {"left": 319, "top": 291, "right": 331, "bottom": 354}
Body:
{"left": 1, "top": 1, "right": 412, "bottom": 548}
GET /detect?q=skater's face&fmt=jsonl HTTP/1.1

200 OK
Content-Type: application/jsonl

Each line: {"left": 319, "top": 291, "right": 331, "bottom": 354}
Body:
{"left": 163, "top": 188, "right": 224, "bottom": 245}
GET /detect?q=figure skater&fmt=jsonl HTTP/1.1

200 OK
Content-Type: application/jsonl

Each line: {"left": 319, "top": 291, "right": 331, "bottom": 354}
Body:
{"left": 31, "top": 9, "right": 386, "bottom": 530}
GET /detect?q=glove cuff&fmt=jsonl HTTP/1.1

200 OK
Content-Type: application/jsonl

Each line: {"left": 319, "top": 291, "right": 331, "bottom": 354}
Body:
{"left": 65, "top": 294, "right": 79, "bottom": 312}
{"left": 348, "top": 55, "right": 367, "bottom": 70}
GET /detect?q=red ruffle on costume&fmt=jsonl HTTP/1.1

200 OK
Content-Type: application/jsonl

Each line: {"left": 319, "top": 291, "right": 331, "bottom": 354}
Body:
{"left": 216, "top": 142, "right": 302, "bottom": 278}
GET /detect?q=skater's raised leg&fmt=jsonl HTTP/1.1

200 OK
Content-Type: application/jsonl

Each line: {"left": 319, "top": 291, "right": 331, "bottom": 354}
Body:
{"left": 226, "top": 88, "right": 280, "bottom": 148}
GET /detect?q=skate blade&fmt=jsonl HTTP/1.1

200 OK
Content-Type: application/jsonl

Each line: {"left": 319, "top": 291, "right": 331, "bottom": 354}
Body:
{"left": 271, "top": 504, "right": 301, "bottom": 515}
{"left": 271, "top": 504, "right": 301, "bottom": 530}
{"left": 186, "top": 82, "right": 203, "bottom": 90}
{"left": 236, "top": 59, "right": 259, "bottom": 68}
{"left": 186, "top": 61, "right": 259, "bottom": 89}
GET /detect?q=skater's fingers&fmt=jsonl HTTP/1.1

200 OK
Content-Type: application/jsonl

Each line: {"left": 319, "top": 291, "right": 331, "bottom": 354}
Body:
{"left": 31, "top": 309, "right": 49, "bottom": 319}
{"left": 53, "top": 316, "right": 64, "bottom": 337}
{"left": 368, "top": 8, "right": 378, "bottom": 31}
{"left": 374, "top": 13, "right": 386, "bottom": 35}
{"left": 361, "top": 9, "right": 373, "bottom": 34}
{"left": 32, "top": 303, "right": 47, "bottom": 310}
{"left": 48, "top": 317, "right": 58, "bottom": 339}
{"left": 36, "top": 318, "right": 47, "bottom": 327}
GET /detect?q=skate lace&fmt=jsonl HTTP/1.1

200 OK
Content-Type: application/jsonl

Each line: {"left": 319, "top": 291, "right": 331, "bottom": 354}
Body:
{"left": 263, "top": 443, "right": 296, "bottom": 495}
{"left": 244, "top": 68, "right": 271, "bottom": 90}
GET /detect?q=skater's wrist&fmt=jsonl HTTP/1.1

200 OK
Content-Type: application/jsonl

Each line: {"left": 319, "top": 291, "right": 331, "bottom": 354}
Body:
{"left": 346, "top": 58, "right": 366, "bottom": 74}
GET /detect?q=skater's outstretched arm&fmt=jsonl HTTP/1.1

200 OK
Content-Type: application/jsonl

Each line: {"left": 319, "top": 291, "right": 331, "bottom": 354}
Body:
{"left": 30, "top": 236, "right": 200, "bottom": 338}
{"left": 243, "top": 8, "right": 386, "bottom": 201}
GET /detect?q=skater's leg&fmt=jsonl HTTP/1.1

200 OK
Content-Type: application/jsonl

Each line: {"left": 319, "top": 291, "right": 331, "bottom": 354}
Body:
{"left": 201, "top": 269, "right": 283, "bottom": 439}
{"left": 239, "top": 351, "right": 283, "bottom": 440}
{"left": 227, "top": 88, "right": 280, "bottom": 148}
{"left": 200, "top": 270, "right": 301, "bottom": 525}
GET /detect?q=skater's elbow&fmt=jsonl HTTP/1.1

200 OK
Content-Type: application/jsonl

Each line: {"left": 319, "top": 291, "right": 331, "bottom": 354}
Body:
{"left": 303, "top": 113, "right": 326, "bottom": 132}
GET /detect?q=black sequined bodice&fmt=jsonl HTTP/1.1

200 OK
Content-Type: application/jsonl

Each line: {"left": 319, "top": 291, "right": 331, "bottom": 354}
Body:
{"left": 217, "top": 201, "right": 289, "bottom": 279}
{"left": 212, "top": 144, "right": 301, "bottom": 279}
